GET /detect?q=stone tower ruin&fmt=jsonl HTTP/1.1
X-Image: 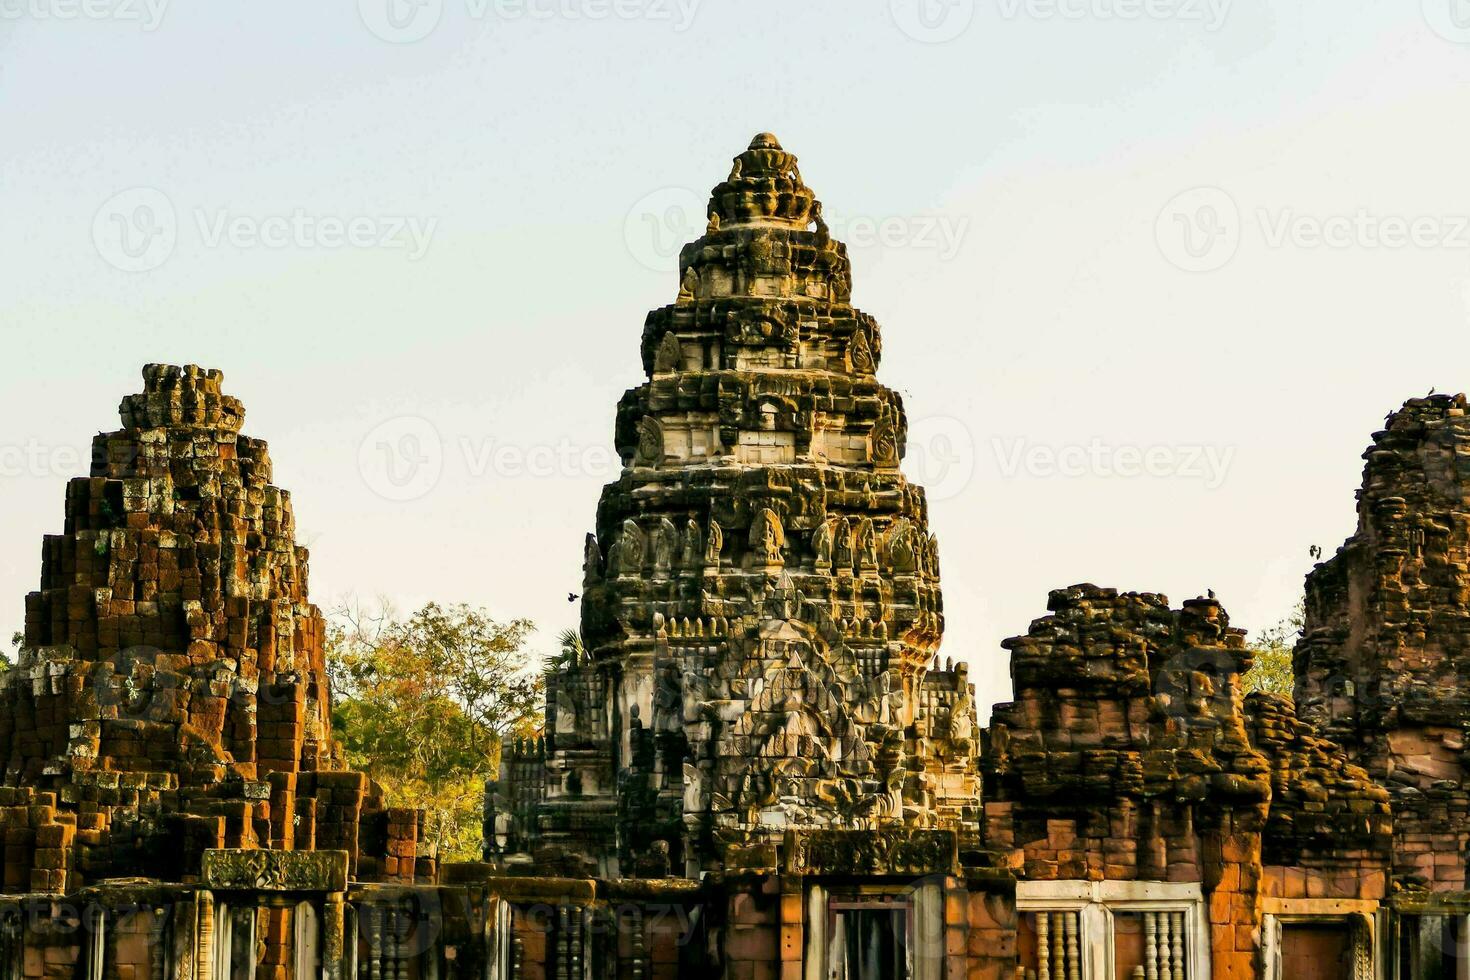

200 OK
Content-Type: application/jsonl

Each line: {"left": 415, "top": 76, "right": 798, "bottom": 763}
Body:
{"left": 488, "top": 134, "right": 981, "bottom": 878}
{"left": 0, "top": 365, "right": 426, "bottom": 890}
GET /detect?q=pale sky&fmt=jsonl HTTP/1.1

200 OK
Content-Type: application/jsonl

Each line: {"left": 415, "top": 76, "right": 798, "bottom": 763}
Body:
{"left": 4, "top": 1, "right": 1470, "bottom": 718}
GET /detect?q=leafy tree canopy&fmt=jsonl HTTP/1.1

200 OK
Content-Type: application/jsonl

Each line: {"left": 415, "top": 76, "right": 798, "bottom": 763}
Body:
{"left": 327, "top": 600, "right": 544, "bottom": 862}
{"left": 1242, "top": 600, "right": 1303, "bottom": 699}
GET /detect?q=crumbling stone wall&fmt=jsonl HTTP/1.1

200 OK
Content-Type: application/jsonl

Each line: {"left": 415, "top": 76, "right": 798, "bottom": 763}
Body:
{"left": 980, "top": 584, "right": 1393, "bottom": 979}
{"left": 1244, "top": 693, "right": 1392, "bottom": 903}
{"left": 982, "top": 587, "right": 1269, "bottom": 879}
{"left": 0, "top": 365, "right": 424, "bottom": 894}
{"left": 1297, "top": 392, "right": 1470, "bottom": 892}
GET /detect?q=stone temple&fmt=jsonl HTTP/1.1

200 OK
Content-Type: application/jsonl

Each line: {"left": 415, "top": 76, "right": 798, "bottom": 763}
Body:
{"left": 2, "top": 135, "right": 1470, "bottom": 980}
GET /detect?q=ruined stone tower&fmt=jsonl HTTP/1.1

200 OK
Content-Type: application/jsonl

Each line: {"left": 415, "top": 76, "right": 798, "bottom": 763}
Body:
{"left": 489, "top": 134, "right": 981, "bottom": 877}
{"left": 0, "top": 365, "right": 424, "bottom": 892}
{"left": 1297, "top": 392, "right": 1470, "bottom": 893}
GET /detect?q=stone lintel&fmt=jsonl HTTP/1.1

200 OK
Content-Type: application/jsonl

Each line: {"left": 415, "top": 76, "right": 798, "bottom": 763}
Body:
{"left": 431, "top": 872, "right": 704, "bottom": 905}
{"left": 201, "top": 849, "right": 349, "bottom": 893}
{"left": 467, "top": 875, "right": 598, "bottom": 904}
{"left": 1262, "top": 897, "right": 1380, "bottom": 917}
{"left": 598, "top": 877, "right": 705, "bottom": 902}
{"left": 784, "top": 829, "right": 957, "bottom": 877}
{"left": 1015, "top": 879, "right": 1203, "bottom": 906}
{"left": 1390, "top": 890, "right": 1470, "bottom": 915}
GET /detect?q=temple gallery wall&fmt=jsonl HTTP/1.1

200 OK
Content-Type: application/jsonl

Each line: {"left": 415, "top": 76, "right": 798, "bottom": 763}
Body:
{"left": 3, "top": 135, "right": 1469, "bottom": 980}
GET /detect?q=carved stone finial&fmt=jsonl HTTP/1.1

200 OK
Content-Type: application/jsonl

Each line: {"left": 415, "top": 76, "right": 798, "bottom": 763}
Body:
{"left": 708, "top": 133, "right": 818, "bottom": 229}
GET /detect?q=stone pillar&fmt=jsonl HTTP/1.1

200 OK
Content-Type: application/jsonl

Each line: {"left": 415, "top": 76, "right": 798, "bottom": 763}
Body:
{"left": 172, "top": 896, "right": 200, "bottom": 980}
{"left": 778, "top": 878, "right": 802, "bottom": 980}
{"left": 915, "top": 877, "right": 946, "bottom": 980}
{"left": 322, "top": 896, "right": 345, "bottom": 980}
{"left": 196, "top": 893, "right": 216, "bottom": 980}
{"left": 1204, "top": 818, "right": 1264, "bottom": 980}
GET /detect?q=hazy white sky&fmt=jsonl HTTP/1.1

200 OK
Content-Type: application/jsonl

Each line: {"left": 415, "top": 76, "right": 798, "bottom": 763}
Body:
{"left": 3, "top": 1, "right": 1470, "bottom": 717}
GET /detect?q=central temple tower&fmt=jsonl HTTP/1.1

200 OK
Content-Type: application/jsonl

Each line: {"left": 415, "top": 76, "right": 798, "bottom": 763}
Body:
{"left": 490, "top": 135, "right": 979, "bottom": 877}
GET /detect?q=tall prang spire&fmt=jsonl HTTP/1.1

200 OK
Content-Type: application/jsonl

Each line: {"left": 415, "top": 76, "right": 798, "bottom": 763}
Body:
{"left": 489, "top": 136, "right": 978, "bottom": 880}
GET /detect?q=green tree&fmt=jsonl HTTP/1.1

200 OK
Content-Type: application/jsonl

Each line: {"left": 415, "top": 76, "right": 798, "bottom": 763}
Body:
{"left": 327, "top": 600, "right": 544, "bottom": 862}
{"left": 1243, "top": 601, "right": 1304, "bottom": 698}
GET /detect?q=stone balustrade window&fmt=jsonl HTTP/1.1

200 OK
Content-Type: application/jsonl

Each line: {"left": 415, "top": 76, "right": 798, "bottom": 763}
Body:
{"left": 1017, "top": 882, "right": 1208, "bottom": 980}
{"left": 1018, "top": 910, "right": 1083, "bottom": 980}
